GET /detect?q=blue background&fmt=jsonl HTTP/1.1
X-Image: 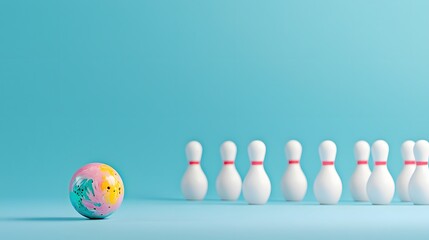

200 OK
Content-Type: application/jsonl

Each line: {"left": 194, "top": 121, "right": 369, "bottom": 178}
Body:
{"left": 1, "top": 0, "right": 429, "bottom": 202}
{"left": 1, "top": 1, "right": 429, "bottom": 238}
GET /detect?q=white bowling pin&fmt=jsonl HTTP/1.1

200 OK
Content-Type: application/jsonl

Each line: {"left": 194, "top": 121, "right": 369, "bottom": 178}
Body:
{"left": 216, "top": 141, "right": 242, "bottom": 201}
{"left": 367, "top": 140, "right": 395, "bottom": 205}
{"left": 181, "top": 141, "right": 208, "bottom": 200}
{"left": 281, "top": 140, "right": 307, "bottom": 201}
{"left": 242, "top": 140, "right": 271, "bottom": 205}
{"left": 409, "top": 140, "right": 429, "bottom": 205}
{"left": 313, "top": 140, "right": 342, "bottom": 204}
{"left": 396, "top": 140, "right": 416, "bottom": 202}
{"left": 349, "top": 140, "right": 371, "bottom": 202}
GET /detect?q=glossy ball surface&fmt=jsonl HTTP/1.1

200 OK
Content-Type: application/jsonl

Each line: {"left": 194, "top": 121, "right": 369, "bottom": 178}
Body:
{"left": 69, "top": 163, "right": 124, "bottom": 219}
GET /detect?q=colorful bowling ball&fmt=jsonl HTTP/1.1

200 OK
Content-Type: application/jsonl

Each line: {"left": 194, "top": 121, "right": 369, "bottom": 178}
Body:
{"left": 69, "top": 163, "right": 124, "bottom": 219}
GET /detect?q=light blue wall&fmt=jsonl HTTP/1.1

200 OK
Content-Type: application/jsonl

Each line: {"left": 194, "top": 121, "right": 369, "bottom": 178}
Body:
{"left": 1, "top": 0, "right": 429, "bottom": 201}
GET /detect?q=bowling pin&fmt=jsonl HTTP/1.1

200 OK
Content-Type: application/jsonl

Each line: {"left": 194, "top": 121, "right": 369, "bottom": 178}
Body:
{"left": 281, "top": 140, "right": 307, "bottom": 201}
{"left": 367, "top": 140, "right": 395, "bottom": 205}
{"left": 396, "top": 140, "right": 416, "bottom": 202}
{"left": 349, "top": 140, "right": 371, "bottom": 202}
{"left": 313, "top": 140, "right": 342, "bottom": 204}
{"left": 216, "top": 141, "right": 242, "bottom": 201}
{"left": 242, "top": 140, "right": 271, "bottom": 205}
{"left": 181, "top": 141, "right": 208, "bottom": 200}
{"left": 409, "top": 140, "right": 429, "bottom": 205}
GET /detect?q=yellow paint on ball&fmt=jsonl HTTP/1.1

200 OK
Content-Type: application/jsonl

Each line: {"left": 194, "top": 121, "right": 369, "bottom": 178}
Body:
{"left": 100, "top": 164, "right": 123, "bottom": 205}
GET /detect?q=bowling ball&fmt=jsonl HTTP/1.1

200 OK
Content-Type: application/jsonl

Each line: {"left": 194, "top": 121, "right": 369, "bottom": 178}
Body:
{"left": 69, "top": 163, "right": 124, "bottom": 219}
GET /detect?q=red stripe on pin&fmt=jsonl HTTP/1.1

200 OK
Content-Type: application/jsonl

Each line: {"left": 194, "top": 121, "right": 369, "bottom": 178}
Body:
{"left": 252, "top": 161, "right": 263, "bottom": 165}
{"left": 322, "top": 161, "right": 334, "bottom": 166}
{"left": 375, "top": 161, "right": 386, "bottom": 166}
{"left": 189, "top": 161, "right": 200, "bottom": 165}
{"left": 357, "top": 160, "right": 368, "bottom": 165}
{"left": 289, "top": 160, "right": 300, "bottom": 164}
{"left": 223, "top": 161, "right": 234, "bottom": 165}
{"left": 417, "top": 161, "right": 428, "bottom": 166}
{"left": 404, "top": 160, "right": 416, "bottom": 165}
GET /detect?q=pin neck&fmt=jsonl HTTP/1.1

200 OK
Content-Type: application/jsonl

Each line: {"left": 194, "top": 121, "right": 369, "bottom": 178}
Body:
{"left": 404, "top": 160, "right": 416, "bottom": 165}
{"left": 322, "top": 161, "right": 334, "bottom": 166}
{"left": 375, "top": 161, "right": 387, "bottom": 166}
{"left": 223, "top": 160, "right": 234, "bottom": 165}
{"left": 189, "top": 161, "right": 200, "bottom": 165}
{"left": 357, "top": 160, "right": 368, "bottom": 165}
{"left": 288, "top": 160, "right": 300, "bottom": 164}
{"left": 416, "top": 161, "right": 428, "bottom": 166}
{"left": 251, "top": 161, "right": 263, "bottom": 165}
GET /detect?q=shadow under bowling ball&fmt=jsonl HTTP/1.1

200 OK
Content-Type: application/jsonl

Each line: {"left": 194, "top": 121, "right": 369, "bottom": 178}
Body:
{"left": 2, "top": 217, "right": 93, "bottom": 222}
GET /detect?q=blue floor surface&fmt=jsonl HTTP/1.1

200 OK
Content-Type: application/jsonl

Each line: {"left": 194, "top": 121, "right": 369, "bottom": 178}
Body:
{"left": 1, "top": 199, "right": 427, "bottom": 239}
